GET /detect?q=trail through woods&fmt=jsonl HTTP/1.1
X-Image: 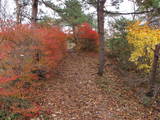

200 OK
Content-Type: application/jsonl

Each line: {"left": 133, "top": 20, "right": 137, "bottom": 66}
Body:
{"left": 39, "top": 51, "right": 158, "bottom": 120}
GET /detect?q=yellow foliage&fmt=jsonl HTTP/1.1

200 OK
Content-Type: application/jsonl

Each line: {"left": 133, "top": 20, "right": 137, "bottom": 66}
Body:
{"left": 127, "top": 21, "right": 160, "bottom": 71}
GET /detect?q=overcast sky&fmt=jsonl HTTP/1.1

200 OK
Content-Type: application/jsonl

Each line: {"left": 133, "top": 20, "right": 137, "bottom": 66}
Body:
{"left": 5, "top": 0, "right": 136, "bottom": 14}
{"left": 1, "top": 0, "right": 136, "bottom": 24}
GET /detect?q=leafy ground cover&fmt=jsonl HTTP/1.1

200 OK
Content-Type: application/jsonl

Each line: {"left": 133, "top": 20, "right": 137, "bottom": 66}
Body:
{"left": 31, "top": 51, "right": 159, "bottom": 120}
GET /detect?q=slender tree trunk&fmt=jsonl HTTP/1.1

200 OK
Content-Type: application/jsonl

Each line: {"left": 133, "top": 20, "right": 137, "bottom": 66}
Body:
{"left": 97, "top": 0, "right": 106, "bottom": 76}
{"left": 72, "top": 25, "right": 78, "bottom": 44}
{"left": 147, "top": 44, "right": 160, "bottom": 97}
{"left": 14, "top": 0, "right": 22, "bottom": 24}
{"left": 31, "top": 0, "right": 39, "bottom": 63}
{"left": 31, "top": 0, "right": 38, "bottom": 24}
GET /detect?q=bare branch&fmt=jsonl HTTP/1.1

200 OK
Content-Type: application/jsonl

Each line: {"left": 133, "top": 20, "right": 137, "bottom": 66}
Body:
{"left": 105, "top": 9, "right": 155, "bottom": 15}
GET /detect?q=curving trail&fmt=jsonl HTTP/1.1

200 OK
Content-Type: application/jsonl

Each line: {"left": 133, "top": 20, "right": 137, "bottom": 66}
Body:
{"left": 40, "top": 51, "right": 156, "bottom": 120}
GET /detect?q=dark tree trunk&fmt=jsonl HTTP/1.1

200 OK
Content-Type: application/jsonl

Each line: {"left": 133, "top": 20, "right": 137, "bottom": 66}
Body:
{"left": 72, "top": 25, "right": 78, "bottom": 44}
{"left": 15, "top": 0, "right": 22, "bottom": 24}
{"left": 97, "top": 0, "right": 106, "bottom": 76}
{"left": 31, "top": 0, "right": 39, "bottom": 62}
{"left": 31, "top": 0, "right": 38, "bottom": 24}
{"left": 147, "top": 44, "right": 160, "bottom": 97}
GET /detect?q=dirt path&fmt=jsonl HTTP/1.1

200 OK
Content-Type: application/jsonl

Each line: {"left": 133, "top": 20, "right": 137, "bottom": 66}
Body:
{"left": 39, "top": 52, "right": 157, "bottom": 120}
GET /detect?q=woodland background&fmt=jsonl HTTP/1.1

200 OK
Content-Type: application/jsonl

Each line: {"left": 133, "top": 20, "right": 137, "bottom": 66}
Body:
{"left": 0, "top": 0, "right": 160, "bottom": 119}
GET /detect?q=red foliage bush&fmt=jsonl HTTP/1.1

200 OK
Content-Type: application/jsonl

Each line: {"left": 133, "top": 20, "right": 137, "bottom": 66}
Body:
{"left": 76, "top": 22, "right": 99, "bottom": 51}
{"left": 0, "top": 24, "right": 67, "bottom": 77}
{"left": 36, "top": 26, "right": 67, "bottom": 70}
{"left": 0, "top": 23, "right": 67, "bottom": 118}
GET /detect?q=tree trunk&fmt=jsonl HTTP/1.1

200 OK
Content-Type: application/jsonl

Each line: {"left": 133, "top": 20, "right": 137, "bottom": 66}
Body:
{"left": 147, "top": 44, "right": 160, "bottom": 97}
{"left": 97, "top": 0, "right": 106, "bottom": 76}
{"left": 72, "top": 25, "right": 78, "bottom": 44}
{"left": 31, "top": 0, "right": 38, "bottom": 24}
{"left": 14, "top": 0, "right": 22, "bottom": 24}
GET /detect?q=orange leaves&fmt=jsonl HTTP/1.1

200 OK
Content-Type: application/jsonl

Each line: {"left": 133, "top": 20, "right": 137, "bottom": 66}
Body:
{"left": 0, "top": 23, "right": 67, "bottom": 118}
{"left": 12, "top": 104, "right": 41, "bottom": 117}
{"left": 0, "top": 76, "right": 19, "bottom": 84}
{"left": 0, "top": 88, "right": 18, "bottom": 96}
{"left": 36, "top": 26, "right": 67, "bottom": 69}
{"left": 0, "top": 24, "right": 67, "bottom": 78}
{"left": 0, "top": 53, "right": 6, "bottom": 59}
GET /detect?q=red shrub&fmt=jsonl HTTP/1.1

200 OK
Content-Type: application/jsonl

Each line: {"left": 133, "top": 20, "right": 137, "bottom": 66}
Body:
{"left": 36, "top": 26, "right": 67, "bottom": 70}
{"left": 0, "top": 76, "right": 19, "bottom": 84}
{"left": 0, "top": 23, "right": 67, "bottom": 118}
{"left": 0, "top": 24, "right": 67, "bottom": 78}
{"left": 76, "top": 22, "right": 99, "bottom": 51}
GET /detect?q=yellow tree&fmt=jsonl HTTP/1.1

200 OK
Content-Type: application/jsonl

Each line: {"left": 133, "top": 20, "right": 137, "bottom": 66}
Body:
{"left": 127, "top": 21, "right": 160, "bottom": 72}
